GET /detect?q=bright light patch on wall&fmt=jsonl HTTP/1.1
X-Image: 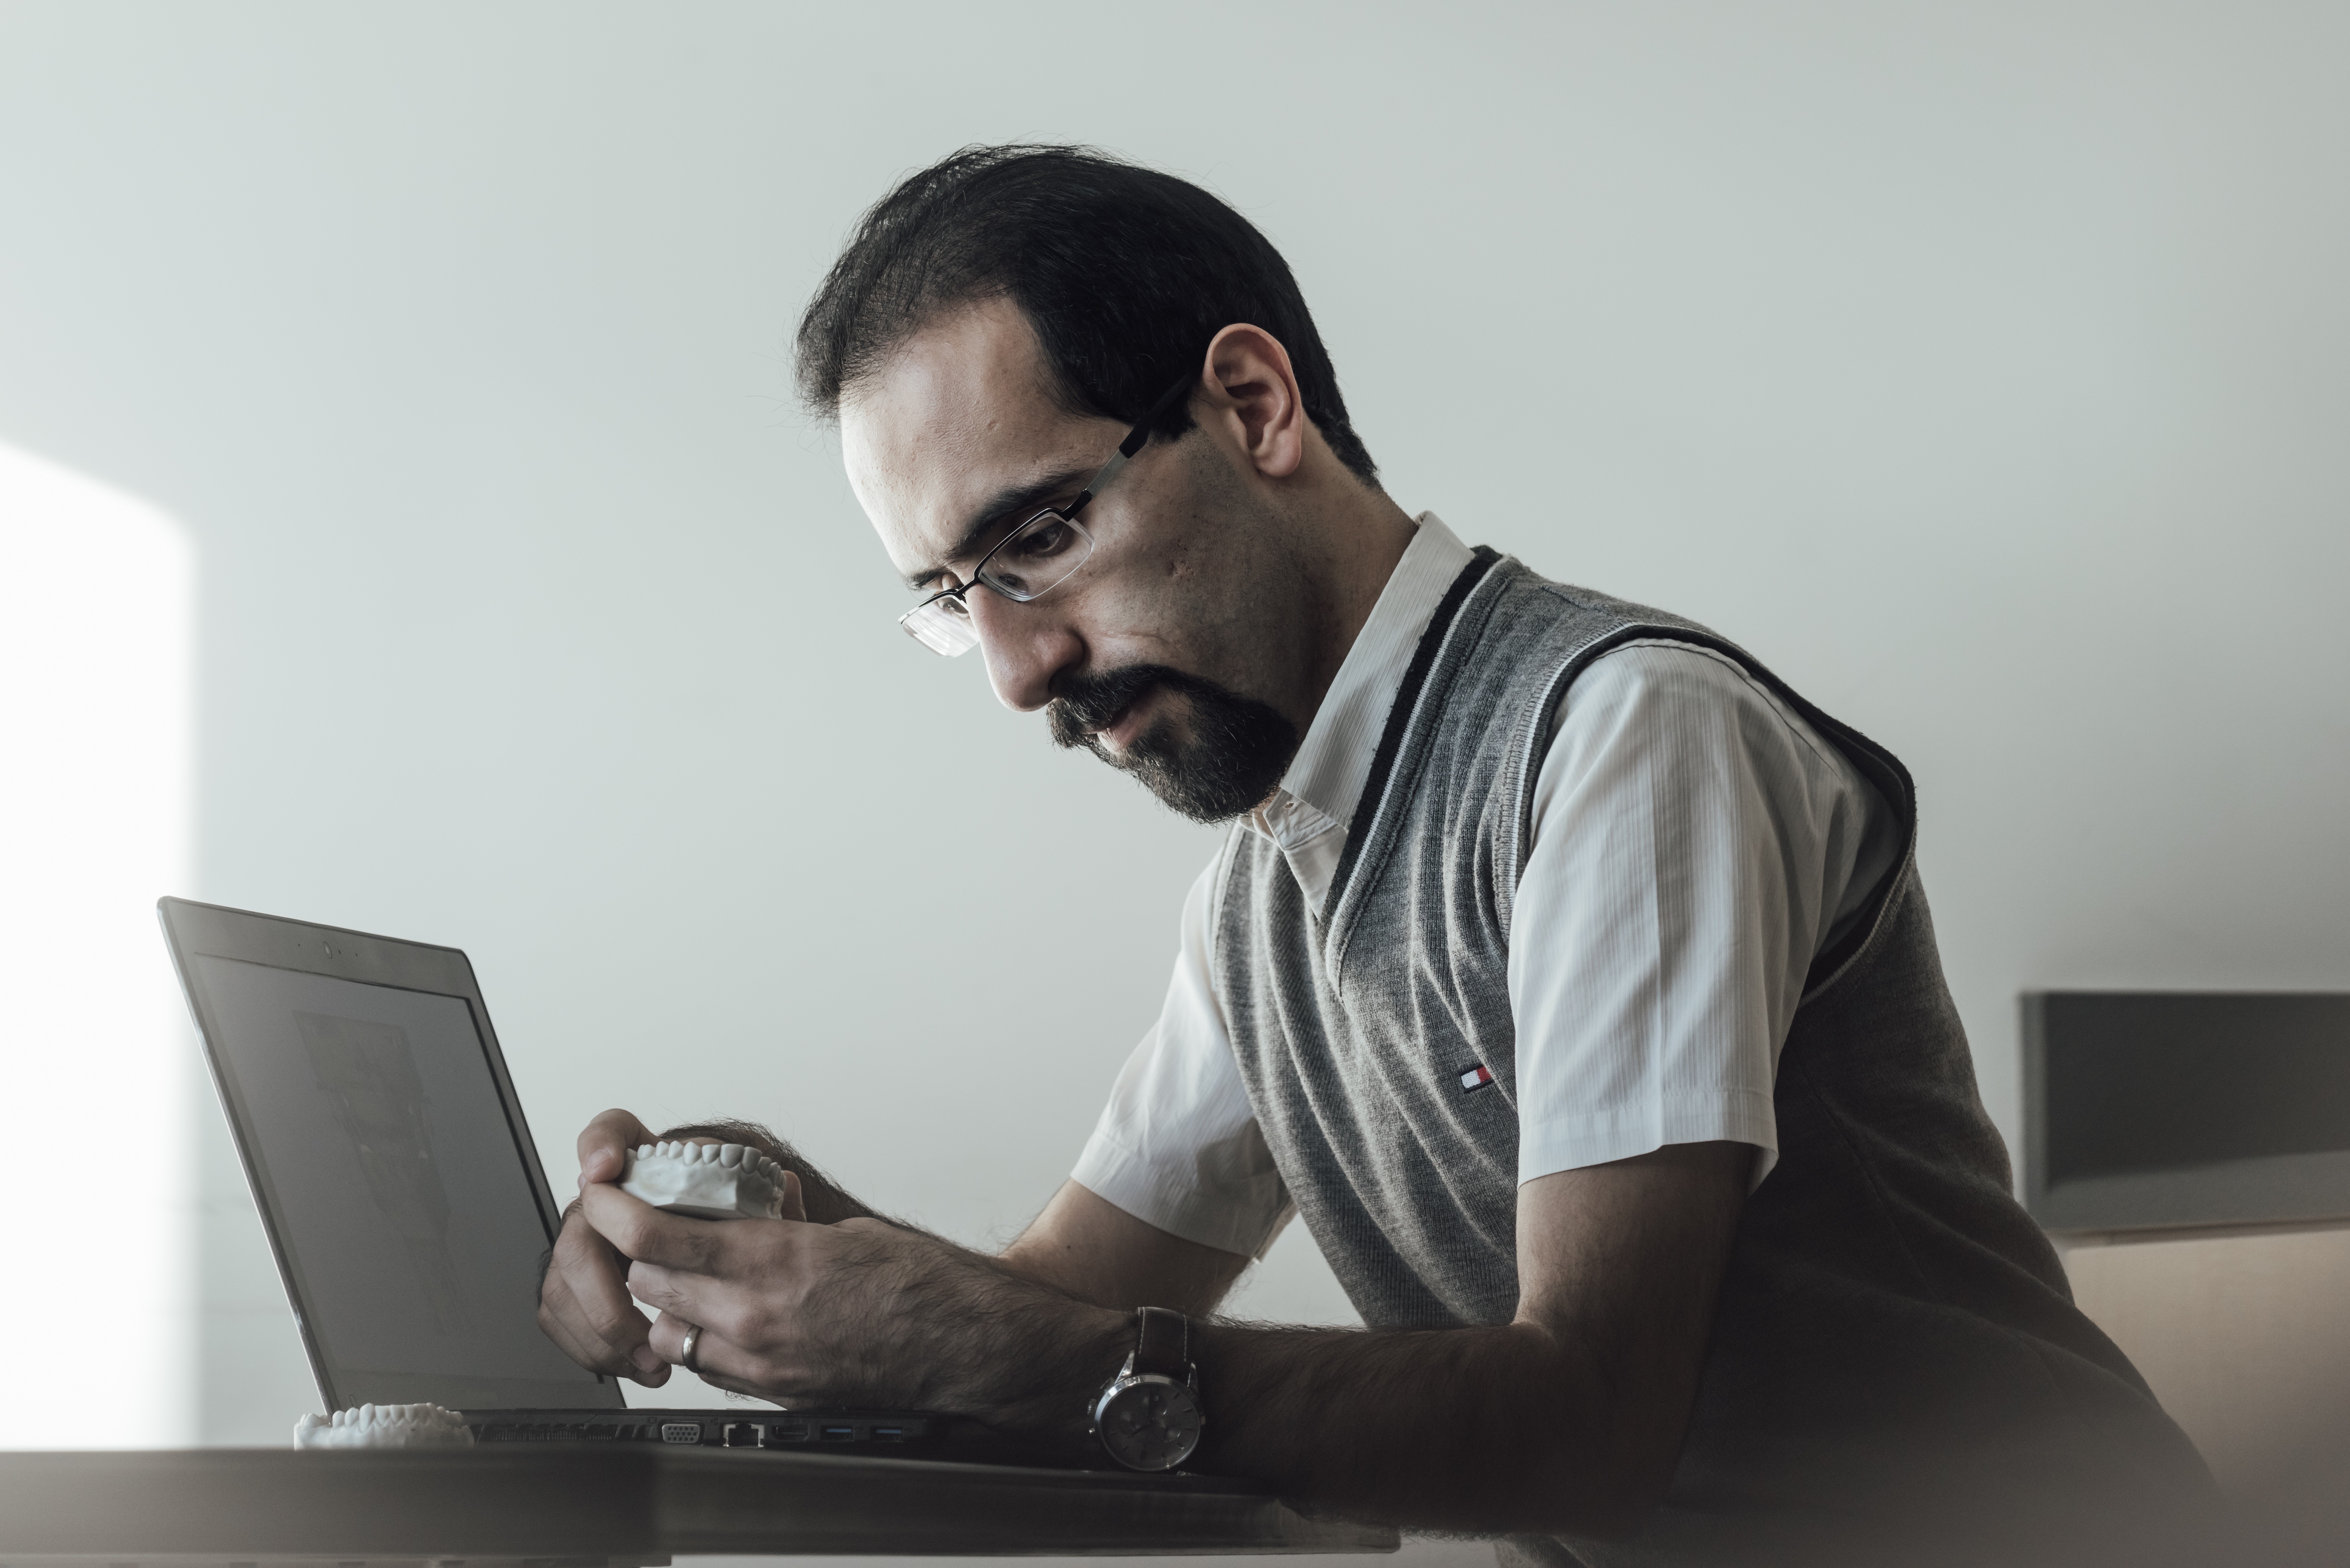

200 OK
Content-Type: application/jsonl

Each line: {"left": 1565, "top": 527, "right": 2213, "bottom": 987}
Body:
{"left": 0, "top": 442, "right": 195, "bottom": 1446}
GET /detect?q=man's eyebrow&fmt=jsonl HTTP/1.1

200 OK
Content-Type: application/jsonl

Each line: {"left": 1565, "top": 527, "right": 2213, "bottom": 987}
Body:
{"left": 903, "top": 465, "right": 1096, "bottom": 591}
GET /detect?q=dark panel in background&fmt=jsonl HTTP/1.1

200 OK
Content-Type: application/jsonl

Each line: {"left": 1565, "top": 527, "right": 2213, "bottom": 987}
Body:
{"left": 2023, "top": 992, "right": 2350, "bottom": 1235}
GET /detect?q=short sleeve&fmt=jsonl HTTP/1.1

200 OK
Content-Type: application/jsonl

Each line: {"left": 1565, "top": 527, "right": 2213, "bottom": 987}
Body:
{"left": 1507, "top": 642, "right": 1898, "bottom": 1191}
{"left": 1070, "top": 854, "right": 1296, "bottom": 1259}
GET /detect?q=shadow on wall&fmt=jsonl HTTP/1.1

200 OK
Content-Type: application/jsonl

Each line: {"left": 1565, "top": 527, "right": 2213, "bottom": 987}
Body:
{"left": 0, "top": 440, "right": 196, "bottom": 1447}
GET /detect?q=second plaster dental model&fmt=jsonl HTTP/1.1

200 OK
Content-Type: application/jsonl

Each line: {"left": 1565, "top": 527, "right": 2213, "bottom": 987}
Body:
{"left": 620, "top": 1140, "right": 788, "bottom": 1221}
{"left": 295, "top": 1402, "right": 474, "bottom": 1449}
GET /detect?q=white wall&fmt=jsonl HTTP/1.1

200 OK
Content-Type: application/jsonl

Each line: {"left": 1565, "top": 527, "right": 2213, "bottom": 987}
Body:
{"left": 0, "top": 0, "right": 2343, "bottom": 1491}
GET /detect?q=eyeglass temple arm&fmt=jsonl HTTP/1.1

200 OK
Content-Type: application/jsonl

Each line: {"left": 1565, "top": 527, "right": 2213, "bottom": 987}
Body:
{"left": 1064, "top": 373, "right": 1198, "bottom": 520}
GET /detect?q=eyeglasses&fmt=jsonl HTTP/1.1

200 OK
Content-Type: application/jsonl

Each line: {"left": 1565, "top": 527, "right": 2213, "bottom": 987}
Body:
{"left": 898, "top": 375, "right": 1195, "bottom": 657}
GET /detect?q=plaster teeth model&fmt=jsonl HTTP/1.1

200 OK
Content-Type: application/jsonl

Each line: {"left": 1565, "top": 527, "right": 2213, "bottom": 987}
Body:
{"left": 294, "top": 1402, "right": 474, "bottom": 1449}
{"left": 620, "top": 1140, "right": 787, "bottom": 1221}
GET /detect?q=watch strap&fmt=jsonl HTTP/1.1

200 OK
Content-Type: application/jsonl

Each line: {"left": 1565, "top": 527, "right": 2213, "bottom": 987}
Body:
{"left": 1133, "top": 1306, "right": 1190, "bottom": 1379}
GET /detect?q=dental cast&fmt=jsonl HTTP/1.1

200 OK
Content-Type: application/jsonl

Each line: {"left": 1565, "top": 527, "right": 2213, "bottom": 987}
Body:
{"left": 620, "top": 1140, "right": 786, "bottom": 1221}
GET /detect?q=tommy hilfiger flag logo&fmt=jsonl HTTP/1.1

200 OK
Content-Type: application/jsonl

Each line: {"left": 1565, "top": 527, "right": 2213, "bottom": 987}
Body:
{"left": 1457, "top": 1063, "right": 1496, "bottom": 1093}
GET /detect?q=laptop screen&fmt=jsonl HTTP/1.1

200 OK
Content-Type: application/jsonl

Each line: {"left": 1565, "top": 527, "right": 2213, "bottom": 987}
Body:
{"left": 191, "top": 951, "right": 616, "bottom": 1409}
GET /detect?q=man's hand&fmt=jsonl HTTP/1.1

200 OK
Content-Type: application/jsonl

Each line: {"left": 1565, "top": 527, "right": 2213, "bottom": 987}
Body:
{"left": 537, "top": 1109, "right": 667, "bottom": 1385}
{"left": 537, "top": 1109, "right": 815, "bottom": 1386}
{"left": 568, "top": 1106, "right": 652, "bottom": 1195}
{"left": 576, "top": 1182, "right": 1129, "bottom": 1434}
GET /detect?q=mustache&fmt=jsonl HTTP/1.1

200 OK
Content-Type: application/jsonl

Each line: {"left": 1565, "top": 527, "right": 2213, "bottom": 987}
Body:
{"left": 1046, "top": 664, "right": 1199, "bottom": 748}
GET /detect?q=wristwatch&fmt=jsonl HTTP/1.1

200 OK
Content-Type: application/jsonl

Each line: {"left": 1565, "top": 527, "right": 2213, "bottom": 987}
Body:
{"left": 1089, "top": 1306, "right": 1205, "bottom": 1471}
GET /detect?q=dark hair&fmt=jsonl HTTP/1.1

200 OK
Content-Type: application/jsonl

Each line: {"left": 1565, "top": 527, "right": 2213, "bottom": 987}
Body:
{"left": 794, "top": 144, "right": 1379, "bottom": 486}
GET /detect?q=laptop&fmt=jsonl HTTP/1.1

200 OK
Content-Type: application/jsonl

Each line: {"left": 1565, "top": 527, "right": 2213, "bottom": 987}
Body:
{"left": 157, "top": 895, "right": 1003, "bottom": 1456}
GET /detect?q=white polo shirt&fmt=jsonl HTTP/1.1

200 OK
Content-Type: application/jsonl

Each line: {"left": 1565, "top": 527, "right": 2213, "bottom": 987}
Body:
{"left": 1071, "top": 514, "right": 1903, "bottom": 1260}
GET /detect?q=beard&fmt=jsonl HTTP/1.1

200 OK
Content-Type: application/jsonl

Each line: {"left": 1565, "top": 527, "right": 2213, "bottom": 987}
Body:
{"left": 1048, "top": 663, "right": 1300, "bottom": 825}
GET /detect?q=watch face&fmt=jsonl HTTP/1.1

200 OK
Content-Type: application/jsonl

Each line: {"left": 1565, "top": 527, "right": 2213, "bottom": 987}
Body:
{"left": 1096, "top": 1374, "right": 1204, "bottom": 1471}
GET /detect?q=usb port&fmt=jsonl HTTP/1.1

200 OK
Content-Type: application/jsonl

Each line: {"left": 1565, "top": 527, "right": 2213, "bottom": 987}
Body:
{"left": 870, "top": 1426, "right": 905, "bottom": 1442}
{"left": 819, "top": 1424, "right": 856, "bottom": 1441}
{"left": 721, "top": 1421, "right": 764, "bottom": 1448}
{"left": 659, "top": 1421, "right": 704, "bottom": 1445}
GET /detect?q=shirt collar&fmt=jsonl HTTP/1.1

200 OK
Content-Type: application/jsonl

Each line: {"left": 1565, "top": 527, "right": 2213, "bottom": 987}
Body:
{"left": 1278, "top": 511, "right": 1474, "bottom": 832}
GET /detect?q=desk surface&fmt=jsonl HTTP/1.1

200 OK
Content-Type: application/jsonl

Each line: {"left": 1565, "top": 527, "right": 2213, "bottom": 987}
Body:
{"left": 0, "top": 1446, "right": 1399, "bottom": 1564}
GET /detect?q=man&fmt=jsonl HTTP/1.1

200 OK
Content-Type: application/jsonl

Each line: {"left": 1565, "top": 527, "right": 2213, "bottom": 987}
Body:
{"left": 538, "top": 146, "right": 2213, "bottom": 1565}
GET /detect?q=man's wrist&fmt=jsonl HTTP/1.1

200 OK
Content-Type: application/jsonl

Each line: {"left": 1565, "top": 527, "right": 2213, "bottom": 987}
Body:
{"left": 974, "top": 1296, "right": 1133, "bottom": 1450}
{"left": 1090, "top": 1307, "right": 1207, "bottom": 1471}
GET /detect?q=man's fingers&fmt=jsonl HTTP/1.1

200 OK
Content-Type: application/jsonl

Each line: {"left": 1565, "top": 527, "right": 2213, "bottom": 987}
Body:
{"left": 645, "top": 1309, "right": 757, "bottom": 1391}
{"left": 778, "top": 1170, "right": 807, "bottom": 1223}
{"left": 542, "top": 1266, "right": 667, "bottom": 1384}
{"left": 627, "top": 1259, "right": 722, "bottom": 1332}
{"left": 567, "top": 1255, "right": 671, "bottom": 1384}
{"left": 577, "top": 1107, "right": 654, "bottom": 1190}
{"left": 535, "top": 1280, "right": 601, "bottom": 1368}
{"left": 545, "top": 1216, "right": 632, "bottom": 1353}
{"left": 542, "top": 1206, "right": 672, "bottom": 1385}
{"left": 579, "top": 1181, "right": 735, "bottom": 1272}
{"left": 645, "top": 1308, "right": 693, "bottom": 1366}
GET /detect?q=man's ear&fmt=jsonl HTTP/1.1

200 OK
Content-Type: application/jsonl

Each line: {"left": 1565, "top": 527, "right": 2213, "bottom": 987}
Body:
{"left": 1201, "top": 323, "right": 1307, "bottom": 480}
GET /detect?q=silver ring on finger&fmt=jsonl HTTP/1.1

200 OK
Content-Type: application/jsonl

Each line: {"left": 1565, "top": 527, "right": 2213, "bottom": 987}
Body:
{"left": 679, "top": 1323, "right": 703, "bottom": 1374}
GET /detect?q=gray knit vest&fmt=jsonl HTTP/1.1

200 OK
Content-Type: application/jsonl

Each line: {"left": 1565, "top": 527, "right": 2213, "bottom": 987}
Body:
{"left": 1210, "top": 552, "right": 2212, "bottom": 1565}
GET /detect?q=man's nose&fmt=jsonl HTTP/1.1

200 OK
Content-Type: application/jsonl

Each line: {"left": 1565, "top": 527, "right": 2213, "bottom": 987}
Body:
{"left": 967, "top": 588, "right": 1082, "bottom": 712}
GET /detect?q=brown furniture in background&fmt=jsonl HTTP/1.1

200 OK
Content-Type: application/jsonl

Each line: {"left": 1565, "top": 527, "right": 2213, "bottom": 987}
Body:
{"left": 2062, "top": 1223, "right": 2350, "bottom": 1492}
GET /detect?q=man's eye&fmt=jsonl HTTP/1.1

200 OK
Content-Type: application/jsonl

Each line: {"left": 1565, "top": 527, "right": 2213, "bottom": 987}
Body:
{"left": 1011, "top": 518, "right": 1072, "bottom": 558}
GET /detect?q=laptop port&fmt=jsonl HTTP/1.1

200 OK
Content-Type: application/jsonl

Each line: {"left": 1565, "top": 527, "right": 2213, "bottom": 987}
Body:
{"left": 766, "top": 1420, "right": 811, "bottom": 1443}
{"left": 819, "top": 1424, "right": 857, "bottom": 1441}
{"left": 721, "top": 1421, "right": 764, "bottom": 1448}
{"left": 870, "top": 1426, "right": 906, "bottom": 1442}
{"left": 659, "top": 1421, "right": 704, "bottom": 1444}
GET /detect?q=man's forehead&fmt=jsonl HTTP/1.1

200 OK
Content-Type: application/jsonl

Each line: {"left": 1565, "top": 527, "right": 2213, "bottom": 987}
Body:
{"left": 841, "top": 301, "right": 1098, "bottom": 581}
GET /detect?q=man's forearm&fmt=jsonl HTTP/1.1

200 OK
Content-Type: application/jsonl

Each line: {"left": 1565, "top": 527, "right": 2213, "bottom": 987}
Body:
{"left": 969, "top": 1199, "right": 1617, "bottom": 1526}
{"left": 1197, "top": 1319, "right": 1649, "bottom": 1537}
{"left": 973, "top": 1154, "right": 1744, "bottom": 1538}
{"left": 975, "top": 1306, "right": 1647, "bottom": 1537}
{"left": 995, "top": 1180, "right": 1252, "bottom": 1315}
{"left": 894, "top": 1189, "right": 1644, "bottom": 1528}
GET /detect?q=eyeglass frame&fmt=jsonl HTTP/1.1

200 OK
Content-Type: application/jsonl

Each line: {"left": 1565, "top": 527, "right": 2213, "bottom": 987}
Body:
{"left": 897, "top": 373, "right": 1197, "bottom": 655}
